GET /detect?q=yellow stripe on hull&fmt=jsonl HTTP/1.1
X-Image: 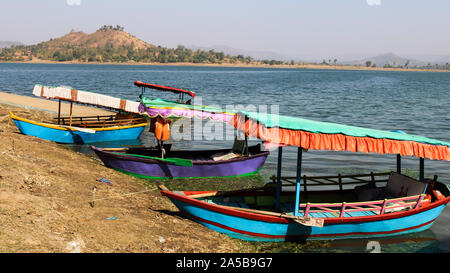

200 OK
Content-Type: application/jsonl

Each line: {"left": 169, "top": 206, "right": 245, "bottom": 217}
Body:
{"left": 9, "top": 112, "right": 148, "bottom": 132}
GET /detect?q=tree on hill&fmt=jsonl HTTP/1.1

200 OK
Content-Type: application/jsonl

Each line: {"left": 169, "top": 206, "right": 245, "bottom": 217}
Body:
{"left": 98, "top": 25, "right": 124, "bottom": 32}
{"left": 404, "top": 60, "right": 410, "bottom": 69}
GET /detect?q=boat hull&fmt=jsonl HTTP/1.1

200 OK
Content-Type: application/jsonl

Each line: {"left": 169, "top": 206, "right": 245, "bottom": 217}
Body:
{"left": 162, "top": 190, "right": 449, "bottom": 242}
{"left": 91, "top": 146, "right": 269, "bottom": 179}
{"left": 10, "top": 113, "right": 147, "bottom": 144}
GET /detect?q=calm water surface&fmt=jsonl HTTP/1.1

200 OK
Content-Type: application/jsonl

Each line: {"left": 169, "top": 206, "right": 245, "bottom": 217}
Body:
{"left": 1, "top": 63, "right": 449, "bottom": 252}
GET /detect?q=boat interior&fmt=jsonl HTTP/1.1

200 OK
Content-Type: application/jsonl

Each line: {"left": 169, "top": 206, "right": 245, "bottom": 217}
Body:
{"left": 45, "top": 113, "right": 147, "bottom": 128}
{"left": 111, "top": 142, "right": 267, "bottom": 163}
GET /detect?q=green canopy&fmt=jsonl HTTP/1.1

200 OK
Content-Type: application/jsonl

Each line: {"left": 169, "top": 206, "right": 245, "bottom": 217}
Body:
{"left": 240, "top": 111, "right": 450, "bottom": 147}
{"left": 140, "top": 98, "right": 235, "bottom": 122}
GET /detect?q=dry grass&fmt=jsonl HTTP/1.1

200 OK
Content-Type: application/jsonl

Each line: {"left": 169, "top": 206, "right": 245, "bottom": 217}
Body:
{"left": 0, "top": 103, "right": 244, "bottom": 253}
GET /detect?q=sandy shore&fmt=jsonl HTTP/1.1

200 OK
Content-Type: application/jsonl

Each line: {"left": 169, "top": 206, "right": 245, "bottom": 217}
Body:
{"left": 0, "top": 93, "right": 248, "bottom": 253}
{"left": 3, "top": 59, "right": 449, "bottom": 73}
{"left": 0, "top": 91, "right": 113, "bottom": 116}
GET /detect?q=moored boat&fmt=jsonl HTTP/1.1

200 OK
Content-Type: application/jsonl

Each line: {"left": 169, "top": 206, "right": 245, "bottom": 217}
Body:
{"left": 10, "top": 112, "right": 147, "bottom": 144}
{"left": 91, "top": 81, "right": 269, "bottom": 178}
{"left": 159, "top": 110, "right": 450, "bottom": 241}
{"left": 159, "top": 172, "right": 450, "bottom": 241}
{"left": 10, "top": 84, "right": 148, "bottom": 144}
{"left": 91, "top": 144, "right": 269, "bottom": 179}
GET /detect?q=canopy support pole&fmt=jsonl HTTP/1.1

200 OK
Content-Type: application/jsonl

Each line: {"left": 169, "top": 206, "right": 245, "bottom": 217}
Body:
{"left": 396, "top": 154, "right": 401, "bottom": 174}
{"left": 161, "top": 140, "right": 165, "bottom": 159}
{"left": 294, "top": 147, "right": 303, "bottom": 217}
{"left": 244, "top": 134, "right": 249, "bottom": 156}
{"left": 69, "top": 101, "right": 73, "bottom": 127}
{"left": 57, "top": 99, "right": 61, "bottom": 124}
{"left": 244, "top": 116, "right": 249, "bottom": 156}
{"left": 275, "top": 146, "right": 283, "bottom": 211}
{"left": 419, "top": 157, "right": 425, "bottom": 182}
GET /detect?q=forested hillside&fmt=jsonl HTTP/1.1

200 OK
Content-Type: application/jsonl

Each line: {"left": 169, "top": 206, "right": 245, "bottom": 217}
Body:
{"left": 0, "top": 25, "right": 285, "bottom": 65}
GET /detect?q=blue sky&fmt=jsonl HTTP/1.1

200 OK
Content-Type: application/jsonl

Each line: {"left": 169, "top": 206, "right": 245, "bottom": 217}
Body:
{"left": 1, "top": 0, "right": 449, "bottom": 60}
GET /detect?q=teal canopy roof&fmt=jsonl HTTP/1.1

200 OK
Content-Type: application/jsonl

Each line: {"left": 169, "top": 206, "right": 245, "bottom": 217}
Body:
{"left": 240, "top": 111, "right": 450, "bottom": 148}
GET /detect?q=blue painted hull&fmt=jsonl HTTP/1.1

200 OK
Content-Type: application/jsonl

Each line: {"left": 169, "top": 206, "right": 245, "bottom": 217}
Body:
{"left": 162, "top": 190, "right": 449, "bottom": 242}
{"left": 12, "top": 114, "right": 146, "bottom": 144}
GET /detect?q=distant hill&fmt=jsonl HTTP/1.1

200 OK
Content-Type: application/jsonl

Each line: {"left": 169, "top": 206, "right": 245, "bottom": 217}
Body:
{"left": 1, "top": 28, "right": 447, "bottom": 70}
{"left": 0, "top": 25, "right": 286, "bottom": 65}
{"left": 21, "top": 26, "right": 156, "bottom": 62}
{"left": 351, "top": 53, "right": 426, "bottom": 68}
{"left": 41, "top": 25, "right": 153, "bottom": 52}
{"left": 438, "top": 55, "right": 450, "bottom": 64}
{"left": 0, "top": 41, "right": 24, "bottom": 48}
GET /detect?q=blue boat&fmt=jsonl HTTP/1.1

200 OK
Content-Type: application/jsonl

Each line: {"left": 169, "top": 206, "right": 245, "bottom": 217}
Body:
{"left": 10, "top": 84, "right": 148, "bottom": 144}
{"left": 10, "top": 112, "right": 147, "bottom": 144}
{"left": 160, "top": 111, "right": 450, "bottom": 241}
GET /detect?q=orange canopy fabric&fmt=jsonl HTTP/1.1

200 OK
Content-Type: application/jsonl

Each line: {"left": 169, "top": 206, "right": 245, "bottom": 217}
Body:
{"left": 233, "top": 114, "right": 450, "bottom": 161}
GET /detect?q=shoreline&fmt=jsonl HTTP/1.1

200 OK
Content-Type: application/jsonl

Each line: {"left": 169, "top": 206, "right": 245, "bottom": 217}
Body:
{"left": 1, "top": 60, "right": 449, "bottom": 73}
{"left": 0, "top": 91, "right": 113, "bottom": 116}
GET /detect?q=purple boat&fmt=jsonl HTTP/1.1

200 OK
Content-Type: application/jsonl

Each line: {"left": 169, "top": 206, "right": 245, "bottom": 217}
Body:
{"left": 91, "top": 144, "right": 269, "bottom": 179}
{"left": 90, "top": 81, "right": 269, "bottom": 179}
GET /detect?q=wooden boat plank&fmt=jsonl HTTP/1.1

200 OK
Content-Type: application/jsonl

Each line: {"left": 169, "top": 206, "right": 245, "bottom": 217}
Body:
{"left": 342, "top": 212, "right": 352, "bottom": 218}
{"left": 315, "top": 212, "right": 337, "bottom": 218}
{"left": 347, "top": 211, "right": 374, "bottom": 217}
{"left": 360, "top": 210, "right": 377, "bottom": 216}
{"left": 309, "top": 212, "right": 326, "bottom": 218}
{"left": 53, "top": 114, "right": 116, "bottom": 121}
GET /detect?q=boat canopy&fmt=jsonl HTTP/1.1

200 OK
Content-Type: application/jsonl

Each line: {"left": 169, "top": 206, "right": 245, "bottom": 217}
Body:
{"left": 139, "top": 97, "right": 235, "bottom": 123}
{"left": 134, "top": 81, "right": 196, "bottom": 98}
{"left": 33, "top": 84, "right": 141, "bottom": 114}
{"left": 233, "top": 111, "right": 450, "bottom": 161}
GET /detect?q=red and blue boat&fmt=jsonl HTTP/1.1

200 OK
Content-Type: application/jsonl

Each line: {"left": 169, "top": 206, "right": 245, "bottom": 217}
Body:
{"left": 91, "top": 82, "right": 269, "bottom": 179}
{"left": 160, "top": 111, "right": 450, "bottom": 241}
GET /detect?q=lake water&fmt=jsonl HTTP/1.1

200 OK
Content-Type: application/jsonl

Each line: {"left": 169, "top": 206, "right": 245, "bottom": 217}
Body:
{"left": 1, "top": 63, "right": 449, "bottom": 252}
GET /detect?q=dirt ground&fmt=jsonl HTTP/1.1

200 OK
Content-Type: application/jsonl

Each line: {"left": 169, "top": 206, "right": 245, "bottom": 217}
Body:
{"left": 0, "top": 103, "right": 249, "bottom": 253}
